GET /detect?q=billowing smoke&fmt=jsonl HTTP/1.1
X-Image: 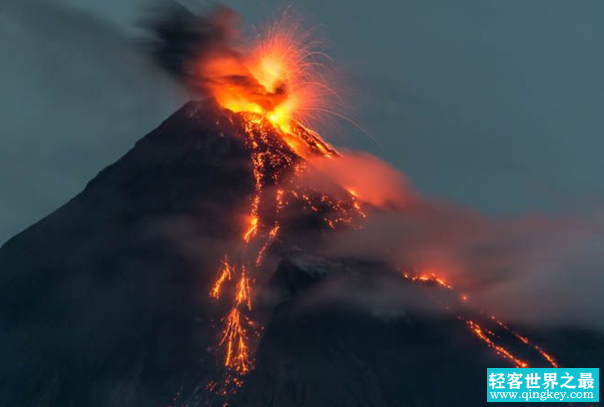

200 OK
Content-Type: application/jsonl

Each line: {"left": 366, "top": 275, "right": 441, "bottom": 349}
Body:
{"left": 302, "top": 149, "right": 604, "bottom": 329}
{"left": 143, "top": 3, "right": 287, "bottom": 111}
{"left": 143, "top": 4, "right": 239, "bottom": 83}
{"left": 304, "top": 151, "right": 417, "bottom": 209}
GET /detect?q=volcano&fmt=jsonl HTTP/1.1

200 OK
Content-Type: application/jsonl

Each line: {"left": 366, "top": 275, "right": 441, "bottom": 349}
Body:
{"left": 0, "top": 101, "right": 602, "bottom": 407}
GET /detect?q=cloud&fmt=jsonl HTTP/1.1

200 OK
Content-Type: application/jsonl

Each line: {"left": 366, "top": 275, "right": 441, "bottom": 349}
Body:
{"left": 304, "top": 150, "right": 417, "bottom": 209}
{"left": 312, "top": 150, "right": 604, "bottom": 329}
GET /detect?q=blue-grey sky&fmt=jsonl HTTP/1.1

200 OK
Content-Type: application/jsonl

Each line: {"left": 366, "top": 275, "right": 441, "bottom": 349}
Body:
{"left": 2, "top": 0, "right": 604, "bottom": 244}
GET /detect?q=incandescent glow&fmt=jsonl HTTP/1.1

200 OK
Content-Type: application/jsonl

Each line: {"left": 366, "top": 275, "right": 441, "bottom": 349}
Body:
{"left": 466, "top": 320, "right": 529, "bottom": 368}
{"left": 207, "top": 112, "right": 364, "bottom": 400}
{"left": 202, "top": 13, "right": 336, "bottom": 138}
{"left": 243, "top": 215, "right": 259, "bottom": 242}
{"left": 491, "top": 317, "right": 560, "bottom": 368}
{"left": 208, "top": 114, "right": 363, "bottom": 397}
{"left": 204, "top": 19, "right": 364, "bottom": 397}
{"left": 402, "top": 269, "right": 561, "bottom": 370}
{"left": 201, "top": 10, "right": 562, "bottom": 399}
{"left": 210, "top": 258, "right": 233, "bottom": 299}
{"left": 235, "top": 269, "right": 252, "bottom": 311}
{"left": 403, "top": 271, "right": 453, "bottom": 290}
{"left": 220, "top": 308, "right": 252, "bottom": 375}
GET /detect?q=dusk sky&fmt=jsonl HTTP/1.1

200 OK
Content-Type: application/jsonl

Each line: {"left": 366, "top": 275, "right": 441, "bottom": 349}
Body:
{"left": 2, "top": 0, "right": 604, "bottom": 244}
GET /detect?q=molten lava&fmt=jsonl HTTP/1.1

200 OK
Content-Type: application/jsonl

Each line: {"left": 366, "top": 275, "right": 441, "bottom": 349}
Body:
{"left": 208, "top": 112, "right": 363, "bottom": 394}
{"left": 198, "top": 12, "right": 339, "bottom": 151}
{"left": 466, "top": 320, "right": 529, "bottom": 368}
{"left": 200, "top": 9, "right": 560, "bottom": 403}
{"left": 402, "top": 270, "right": 560, "bottom": 369}
{"left": 220, "top": 308, "right": 252, "bottom": 375}
{"left": 210, "top": 258, "right": 233, "bottom": 300}
{"left": 201, "top": 14, "right": 366, "bottom": 399}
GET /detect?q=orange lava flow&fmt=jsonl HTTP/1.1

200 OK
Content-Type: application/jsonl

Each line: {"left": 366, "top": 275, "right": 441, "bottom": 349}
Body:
{"left": 235, "top": 269, "right": 252, "bottom": 311}
{"left": 206, "top": 112, "right": 365, "bottom": 401}
{"left": 199, "top": 7, "right": 562, "bottom": 398}
{"left": 219, "top": 308, "right": 252, "bottom": 375}
{"left": 402, "top": 270, "right": 561, "bottom": 369}
{"left": 208, "top": 118, "right": 364, "bottom": 396}
{"left": 201, "top": 13, "right": 371, "bottom": 401}
{"left": 243, "top": 214, "right": 259, "bottom": 243}
{"left": 491, "top": 317, "right": 560, "bottom": 368}
{"left": 243, "top": 154, "right": 263, "bottom": 243}
{"left": 402, "top": 271, "right": 453, "bottom": 290}
{"left": 466, "top": 320, "right": 529, "bottom": 368}
{"left": 210, "top": 258, "right": 233, "bottom": 299}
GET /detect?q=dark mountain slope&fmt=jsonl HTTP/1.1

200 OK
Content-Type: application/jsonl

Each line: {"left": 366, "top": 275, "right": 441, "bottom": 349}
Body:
{"left": 0, "top": 100, "right": 256, "bottom": 407}
{"left": 0, "top": 101, "right": 602, "bottom": 407}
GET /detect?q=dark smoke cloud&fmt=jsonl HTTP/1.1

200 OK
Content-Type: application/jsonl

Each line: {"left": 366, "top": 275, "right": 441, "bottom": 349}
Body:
{"left": 141, "top": 3, "right": 289, "bottom": 111}
{"left": 303, "top": 150, "right": 604, "bottom": 329}
{"left": 142, "top": 3, "right": 239, "bottom": 86}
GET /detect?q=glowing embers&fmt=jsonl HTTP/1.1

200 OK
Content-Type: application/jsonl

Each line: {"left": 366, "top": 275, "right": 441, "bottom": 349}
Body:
{"left": 209, "top": 260, "right": 255, "bottom": 377}
{"left": 240, "top": 110, "right": 336, "bottom": 162}
{"left": 255, "top": 190, "right": 284, "bottom": 266}
{"left": 401, "top": 270, "right": 559, "bottom": 369}
{"left": 220, "top": 307, "right": 252, "bottom": 375}
{"left": 208, "top": 111, "right": 366, "bottom": 401}
{"left": 402, "top": 271, "right": 453, "bottom": 290}
{"left": 210, "top": 258, "right": 234, "bottom": 299}
{"left": 284, "top": 120, "right": 338, "bottom": 159}
{"left": 291, "top": 189, "right": 365, "bottom": 231}
{"left": 206, "top": 12, "right": 338, "bottom": 136}
{"left": 491, "top": 317, "right": 560, "bottom": 368}
{"left": 243, "top": 208, "right": 259, "bottom": 243}
{"left": 235, "top": 269, "right": 252, "bottom": 311}
{"left": 465, "top": 320, "right": 529, "bottom": 368}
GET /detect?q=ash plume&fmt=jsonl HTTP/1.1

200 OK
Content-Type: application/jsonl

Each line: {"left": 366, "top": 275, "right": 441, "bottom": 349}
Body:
{"left": 142, "top": 3, "right": 287, "bottom": 110}
{"left": 143, "top": 3, "right": 239, "bottom": 85}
